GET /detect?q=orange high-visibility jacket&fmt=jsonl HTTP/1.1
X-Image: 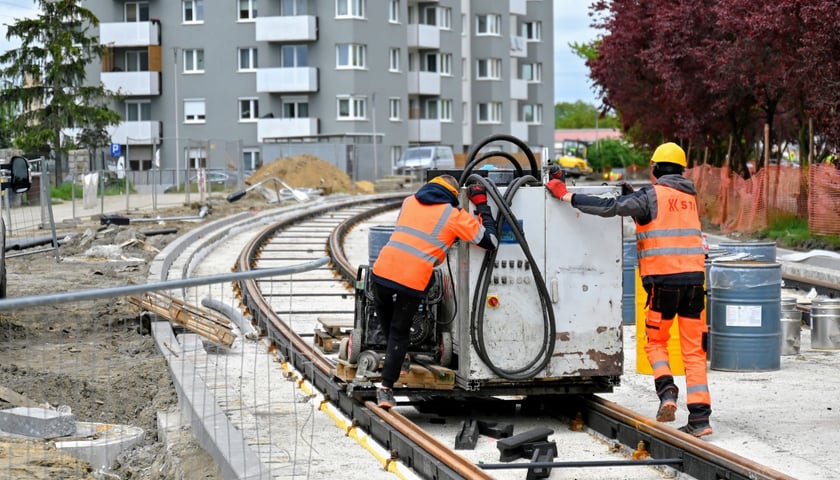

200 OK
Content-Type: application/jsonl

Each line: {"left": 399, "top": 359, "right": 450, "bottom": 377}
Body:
{"left": 372, "top": 196, "right": 485, "bottom": 291}
{"left": 635, "top": 185, "right": 705, "bottom": 277}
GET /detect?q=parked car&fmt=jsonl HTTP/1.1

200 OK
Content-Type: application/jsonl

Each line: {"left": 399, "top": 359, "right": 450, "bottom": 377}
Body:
{"left": 395, "top": 146, "right": 456, "bottom": 176}
{"left": 164, "top": 171, "right": 246, "bottom": 193}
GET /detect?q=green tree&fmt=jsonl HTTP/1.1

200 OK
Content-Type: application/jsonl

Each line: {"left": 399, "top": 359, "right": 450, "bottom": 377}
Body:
{"left": 587, "top": 138, "right": 648, "bottom": 172}
{"left": 555, "top": 101, "right": 620, "bottom": 129}
{"left": 0, "top": 0, "right": 120, "bottom": 185}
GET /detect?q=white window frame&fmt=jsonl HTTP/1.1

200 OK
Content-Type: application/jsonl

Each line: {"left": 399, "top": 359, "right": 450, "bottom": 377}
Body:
{"left": 388, "top": 97, "right": 400, "bottom": 121}
{"left": 425, "top": 99, "right": 438, "bottom": 120}
{"left": 239, "top": 97, "right": 259, "bottom": 122}
{"left": 183, "top": 49, "right": 205, "bottom": 73}
{"left": 282, "top": 45, "right": 308, "bottom": 67}
{"left": 239, "top": 0, "right": 257, "bottom": 21}
{"left": 522, "top": 21, "right": 542, "bottom": 42}
{"left": 124, "top": 2, "right": 149, "bottom": 22}
{"left": 125, "top": 101, "right": 151, "bottom": 121}
{"left": 438, "top": 7, "right": 451, "bottom": 30}
{"left": 476, "top": 58, "right": 502, "bottom": 80}
{"left": 390, "top": 146, "right": 402, "bottom": 167}
{"left": 440, "top": 99, "right": 452, "bottom": 122}
{"left": 389, "top": 0, "right": 399, "bottom": 23}
{"left": 243, "top": 148, "right": 261, "bottom": 170}
{"left": 476, "top": 14, "right": 501, "bottom": 36}
{"left": 336, "top": 0, "right": 365, "bottom": 19}
{"left": 283, "top": 98, "right": 309, "bottom": 118}
{"left": 183, "top": 0, "right": 204, "bottom": 23}
{"left": 439, "top": 53, "right": 452, "bottom": 76}
{"left": 522, "top": 104, "right": 542, "bottom": 124}
{"left": 389, "top": 48, "right": 400, "bottom": 72}
{"left": 125, "top": 49, "right": 148, "bottom": 72}
{"left": 336, "top": 44, "right": 367, "bottom": 69}
{"left": 184, "top": 98, "right": 206, "bottom": 124}
{"left": 337, "top": 95, "right": 367, "bottom": 120}
{"left": 238, "top": 47, "right": 258, "bottom": 71}
{"left": 280, "top": 0, "right": 306, "bottom": 16}
{"left": 423, "top": 52, "right": 438, "bottom": 73}
{"left": 522, "top": 62, "right": 542, "bottom": 83}
{"left": 477, "top": 102, "right": 502, "bottom": 124}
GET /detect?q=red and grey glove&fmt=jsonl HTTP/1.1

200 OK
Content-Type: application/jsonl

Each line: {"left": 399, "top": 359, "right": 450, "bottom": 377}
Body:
{"left": 467, "top": 184, "right": 488, "bottom": 205}
{"left": 548, "top": 164, "right": 565, "bottom": 181}
{"left": 545, "top": 179, "right": 568, "bottom": 199}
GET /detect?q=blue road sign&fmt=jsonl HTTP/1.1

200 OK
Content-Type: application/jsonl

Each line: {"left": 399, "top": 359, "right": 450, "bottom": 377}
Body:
{"left": 110, "top": 143, "right": 121, "bottom": 157}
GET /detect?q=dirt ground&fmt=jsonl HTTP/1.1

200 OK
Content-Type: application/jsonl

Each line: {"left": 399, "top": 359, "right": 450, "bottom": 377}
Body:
{"left": 0, "top": 155, "right": 367, "bottom": 479}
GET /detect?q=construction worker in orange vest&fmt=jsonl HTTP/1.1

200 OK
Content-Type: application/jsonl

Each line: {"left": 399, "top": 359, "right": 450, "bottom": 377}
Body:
{"left": 371, "top": 174, "right": 498, "bottom": 409}
{"left": 545, "top": 142, "right": 712, "bottom": 437}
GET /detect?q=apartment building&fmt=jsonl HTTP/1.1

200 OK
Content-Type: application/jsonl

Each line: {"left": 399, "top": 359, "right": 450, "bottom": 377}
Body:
{"left": 85, "top": 0, "right": 554, "bottom": 182}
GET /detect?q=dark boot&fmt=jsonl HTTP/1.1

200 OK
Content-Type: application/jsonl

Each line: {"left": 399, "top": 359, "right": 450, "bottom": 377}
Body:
{"left": 655, "top": 377, "right": 678, "bottom": 423}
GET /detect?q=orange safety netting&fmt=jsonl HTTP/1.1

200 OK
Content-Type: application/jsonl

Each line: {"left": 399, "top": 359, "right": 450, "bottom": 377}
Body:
{"left": 686, "top": 163, "right": 840, "bottom": 236}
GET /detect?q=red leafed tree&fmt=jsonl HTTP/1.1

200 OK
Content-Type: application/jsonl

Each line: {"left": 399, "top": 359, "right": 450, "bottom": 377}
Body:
{"left": 799, "top": 2, "right": 840, "bottom": 158}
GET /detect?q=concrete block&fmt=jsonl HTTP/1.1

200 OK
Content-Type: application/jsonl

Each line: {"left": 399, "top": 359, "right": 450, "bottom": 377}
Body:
{"left": 0, "top": 407, "right": 76, "bottom": 438}
{"left": 55, "top": 421, "right": 145, "bottom": 471}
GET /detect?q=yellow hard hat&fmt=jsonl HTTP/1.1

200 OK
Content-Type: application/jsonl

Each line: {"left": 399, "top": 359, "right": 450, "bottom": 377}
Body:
{"left": 650, "top": 142, "right": 687, "bottom": 168}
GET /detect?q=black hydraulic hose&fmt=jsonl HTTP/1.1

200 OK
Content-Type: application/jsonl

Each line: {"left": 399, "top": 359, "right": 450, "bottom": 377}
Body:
{"left": 458, "top": 134, "right": 540, "bottom": 186}
{"left": 465, "top": 173, "right": 556, "bottom": 380}
{"left": 461, "top": 151, "right": 524, "bottom": 180}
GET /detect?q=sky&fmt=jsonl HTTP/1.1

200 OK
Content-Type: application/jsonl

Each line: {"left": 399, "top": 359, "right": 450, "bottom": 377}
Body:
{"left": 1, "top": 0, "right": 599, "bottom": 106}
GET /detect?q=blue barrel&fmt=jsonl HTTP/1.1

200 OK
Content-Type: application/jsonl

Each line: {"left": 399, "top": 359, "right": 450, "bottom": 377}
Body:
{"left": 709, "top": 260, "right": 782, "bottom": 371}
{"left": 368, "top": 225, "right": 395, "bottom": 266}
{"left": 718, "top": 241, "right": 777, "bottom": 262}
{"left": 622, "top": 240, "right": 637, "bottom": 325}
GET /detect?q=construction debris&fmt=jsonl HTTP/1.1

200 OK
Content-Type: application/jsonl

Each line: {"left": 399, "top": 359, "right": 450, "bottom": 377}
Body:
{"left": 128, "top": 292, "right": 236, "bottom": 348}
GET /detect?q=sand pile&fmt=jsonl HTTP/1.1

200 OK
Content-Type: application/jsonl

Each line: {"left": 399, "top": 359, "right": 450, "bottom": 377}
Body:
{"left": 247, "top": 154, "right": 356, "bottom": 195}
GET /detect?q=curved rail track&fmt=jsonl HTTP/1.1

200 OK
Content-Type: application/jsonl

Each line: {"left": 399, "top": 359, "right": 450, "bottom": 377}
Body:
{"left": 188, "top": 193, "right": 818, "bottom": 480}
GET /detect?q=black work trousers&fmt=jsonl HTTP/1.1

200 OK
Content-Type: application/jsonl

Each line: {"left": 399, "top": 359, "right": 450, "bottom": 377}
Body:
{"left": 371, "top": 281, "right": 422, "bottom": 388}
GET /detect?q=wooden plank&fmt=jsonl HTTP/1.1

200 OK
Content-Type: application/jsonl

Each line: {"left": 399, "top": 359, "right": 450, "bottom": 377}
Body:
{"left": 129, "top": 292, "right": 236, "bottom": 348}
{"left": 333, "top": 360, "right": 455, "bottom": 390}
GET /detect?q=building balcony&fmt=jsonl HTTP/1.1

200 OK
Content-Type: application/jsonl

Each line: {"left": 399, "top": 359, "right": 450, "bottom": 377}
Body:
{"left": 255, "top": 15, "right": 317, "bottom": 42}
{"left": 407, "top": 72, "right": 440, "bottom": 96}
{"left": 257, "top": 118, "right": 319, "bottom": 142}
{"left": 510, "top": 78, "right": 527, "bottom": 100}
{"left": 407, "top": 119, "right": 441, "bottom": 143}
{"left": 100, "top": 21, "right": 160, "bottom": 47}
{"left": 510, "top": 0, "right": 527, "bottom": 15}
{"left": 109, "top": 121, "right": 162, "bottom": 145}
{"left": 510, "top": 35, "right": 527, "bottom": 58}
{"left": 510, "top": 121, "right": 529, "bottom": 141}
{"left": 256, "top": 67, "right": 318, "bottom": 93}
{"left": 407, "top": 24, "right": 440, "bottom": 50}
{"left": 102, "top": 71, "right": 160, "bottom": 96}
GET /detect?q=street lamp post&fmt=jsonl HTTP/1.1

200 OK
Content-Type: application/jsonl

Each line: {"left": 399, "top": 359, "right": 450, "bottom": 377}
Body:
{"left": 371, "top": 92, "right": 378, "bottom": 181}
{"left": 173, "top": 47, "right": 181, "bottom": 191}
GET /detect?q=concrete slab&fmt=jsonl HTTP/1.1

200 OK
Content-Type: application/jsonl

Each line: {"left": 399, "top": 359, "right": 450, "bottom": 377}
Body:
{"left": 0, "top": 407, "right": 75, "bottom": 438}
{"left": 54, "top": 421, "right": 145, "bottom": 472}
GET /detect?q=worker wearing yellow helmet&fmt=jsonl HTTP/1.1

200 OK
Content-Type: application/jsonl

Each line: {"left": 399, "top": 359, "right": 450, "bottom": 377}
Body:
{"left": 545, "top": 142, "right": 712, "bottom": 437}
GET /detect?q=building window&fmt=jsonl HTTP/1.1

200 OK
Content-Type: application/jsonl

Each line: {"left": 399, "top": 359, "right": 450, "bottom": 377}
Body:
{"left": 184, "top": 99, "right": 206, "bottom": 123}
{"left": 477, "top": 102, "right": 502, "bottom": 124}
{"left": 183, "top": 0, "right": 204, "bottom": 23}
{"left": 183, "top": 49, "right": 205, "bottom": 73}
{"left": 283, "top": 99, "right": 309, "bottom": 118}
{"left": 522, "top": 21, "right": 542, "bottom": 41}
{"left": 425, "top": 99, "right": 438, "bottom": 119}
{"left": 388, "top": 97, "right": 400, "bottom": 121}
{"left": 125, "top": 101, "right": 151, "bottom": 121}
{"left": 239, "top": 98, "right": 259, "bottom": 122}
{"left": 125, "top": 2, "right": 149, "bottom": 22}
{"left": 280, "top": 0, "right": 307, "bottom": 15}
{"left": 243, "top": 149, "right": 261, "bottom": 170}
{"left": 462, "top": 101, "right": 468, "bottom": 124}
{"left": 522, "top": 62, "right": 542, "bottom": 83}
{"left": 337, "top": 95, "right": 366, "bottom": 120}
{"left": 187, "top": 148, "right": 206, "bottom": 169}
{"left": 125, "top": 50, "right": 148, "bottom": 72}
{"left": 336, "top": 44, "right": 366, "bottom": 69}
{"left": 476, "top": 58, "right": 501, "bottom": 80}
{"left": 440, "top": 53, "right": 452, "bottom": 76}
{"left": 421, "top": 5, "right": 436, "bottom": 25}
{"left": 281, "top": 45, "right": 308, "bottom": 67}
{"left": 389, "top": 0, "right": 399, "bottom": 23}
{"left": 336, "top": 0, "right": 365, "bottom": 18}
{"left": 390, "top": 146, "right": 402, "bottom": 167}
{"left": 239, "top": 0, "right": 257, "bottom": 21}
{"left": 389, "top": 48, "right": 400, "bottom": 72}
{"left": 438, "top": 7, "right": 451, "bottom": 29}
{"left": 424, "top": 52, "right": 438, "bottom": 73}
{"left": 440, "top": 99, "right": 452, "bottom": 122}
{"left": 522, "top": 104, "right": 543, "bottom": 124}
{"left": 238, "top": 47, "right": 258, "bottom": 71}
{"left": 476, "top": 14, "right": 501, "bottom": 35}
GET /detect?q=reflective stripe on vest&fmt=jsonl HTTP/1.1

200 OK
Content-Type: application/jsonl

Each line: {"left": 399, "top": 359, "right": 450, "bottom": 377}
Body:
{"left": 372, "top": 196, "right": 481, "bottom": 291}
{"left": 635, "top": 185, "right": 705, "bottom": 277}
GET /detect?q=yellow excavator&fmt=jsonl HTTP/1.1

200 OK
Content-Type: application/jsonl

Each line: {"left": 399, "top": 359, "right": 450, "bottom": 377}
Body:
{"left": 555, "top": 139, "right": 593, "bottom": 179}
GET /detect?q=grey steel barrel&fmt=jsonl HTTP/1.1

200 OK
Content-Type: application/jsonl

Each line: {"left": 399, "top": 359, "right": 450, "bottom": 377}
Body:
{"left": 622, "top": 240, "right": 637, "bottom": 325}
{"left": 810, "top": 298, "right": 840, "bottom": 350}
{"left": 780, "top": 296, "right": 801, "bottom": 356}
{"left": 718, "top": 241, "right": 777, "bottom": 262}
{"left": 709, "top": 260, "right": 782, "bottom": 371}
{"left": 368, "top": 225, "right": 395, "bottom": 266}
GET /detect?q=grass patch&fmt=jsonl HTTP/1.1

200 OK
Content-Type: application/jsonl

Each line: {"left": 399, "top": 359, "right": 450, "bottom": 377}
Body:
{"left": 50, "top": 178, "right": 136, "bottom": 201}
{"left": 758, "top": 216, "right": 840, "bottom": 251}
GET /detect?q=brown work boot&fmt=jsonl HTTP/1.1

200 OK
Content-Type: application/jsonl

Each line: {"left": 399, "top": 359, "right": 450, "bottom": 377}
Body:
{"left": 679, "top": 422, "right": 713, "bottom": 438}
{"left": 656, "top": 395, "right": 677, "bottom": 422}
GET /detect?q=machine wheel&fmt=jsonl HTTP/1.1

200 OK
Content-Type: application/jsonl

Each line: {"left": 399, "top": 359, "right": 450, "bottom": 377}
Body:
{"left": 436, "top": 332, "right": 452, "bottom": 367}
{"left": 347, "top": 328, "right": 363, "bottom": 364}
{"left": 337, "top": 337, "right": 350, "bottom": 361}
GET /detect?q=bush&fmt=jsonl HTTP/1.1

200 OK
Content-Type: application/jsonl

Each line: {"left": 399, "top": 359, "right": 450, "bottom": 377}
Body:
{"left": 50, "top": 176, "right": 136, "bottom": 201}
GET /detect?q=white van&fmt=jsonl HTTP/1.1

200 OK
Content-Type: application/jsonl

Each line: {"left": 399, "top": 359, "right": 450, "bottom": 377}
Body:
{"left": 395, "top": 146, "right": 456, "bottom": 176}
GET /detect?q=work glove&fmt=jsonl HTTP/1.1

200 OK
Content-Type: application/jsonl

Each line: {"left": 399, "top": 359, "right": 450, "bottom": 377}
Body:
{"left": 467, "top": 184, "right": 488, "bottom": 205}
{"left": 620, "top": 181, "right": 634, "bottom": 196}
{"left": 548, "top": 164, "right": 565, "bottom": 181}
{"left": 545, "top": 179, "right": 568, "bottom": 199}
